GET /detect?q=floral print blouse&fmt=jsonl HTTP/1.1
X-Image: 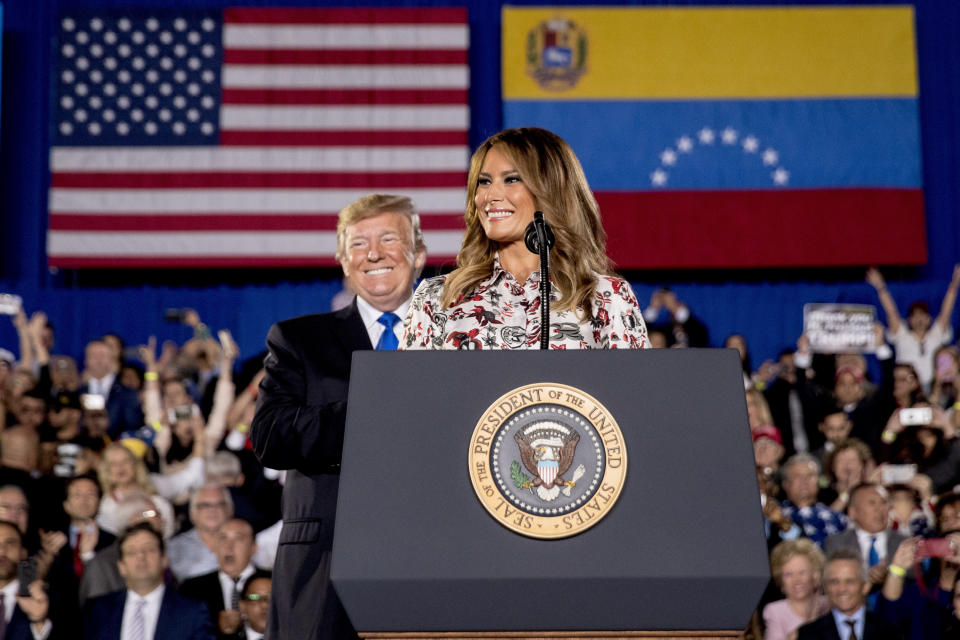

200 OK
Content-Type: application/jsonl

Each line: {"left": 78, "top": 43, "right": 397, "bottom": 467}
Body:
{"left": 400, "top": 257, "right": 649, "bottom": 350}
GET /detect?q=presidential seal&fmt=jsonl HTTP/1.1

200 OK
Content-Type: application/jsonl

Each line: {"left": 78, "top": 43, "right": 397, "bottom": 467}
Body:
{"left": 468, "top": 383, "right": 626, "bottom": 539}
{"left": 525, "top": 17, "right": 588, "bottom": 91}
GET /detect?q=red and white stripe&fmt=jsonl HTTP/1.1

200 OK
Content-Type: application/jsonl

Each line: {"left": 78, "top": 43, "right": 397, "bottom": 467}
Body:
{"left": 48, "top": 7, "right": 469, "bottom": 268}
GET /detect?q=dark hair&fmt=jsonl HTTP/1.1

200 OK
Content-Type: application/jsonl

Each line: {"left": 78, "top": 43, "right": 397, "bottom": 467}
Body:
{"left": 241, "top": 570, "right": 273, "bottom": 599}
{"left": 65, "top": 474, "right": 103, "bottom": 501}
{"left": 825, "top": 547, "right": 868, "bottom": 581}
{"left": 908, "top": 301, "right": 930, "bottom": 316}
{"left": 117, "top": 521, "right": 164, "bottom": 558}
{"left": 935, "top": 494, "right": 960, "bottom": 533}
{"left": 0, "top": 519, "right": 24, "bottom": 547}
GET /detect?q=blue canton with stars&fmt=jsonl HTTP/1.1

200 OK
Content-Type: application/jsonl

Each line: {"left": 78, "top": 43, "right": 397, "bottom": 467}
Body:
{"left": 780, "top": 499, "right": 848, "bottom": 548}
{"left": 53, "top": 10, "right": 222, "bottom": 146}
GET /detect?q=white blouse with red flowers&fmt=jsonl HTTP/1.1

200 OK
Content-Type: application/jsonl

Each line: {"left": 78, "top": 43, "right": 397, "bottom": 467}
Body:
{"left": 400, "top": 257, "right": 649, "bottom": 350}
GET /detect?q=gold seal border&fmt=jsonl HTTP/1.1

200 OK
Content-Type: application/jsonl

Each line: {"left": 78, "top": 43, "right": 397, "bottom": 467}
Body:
{"left": 468, "top": 382, "right": 627, "bottom": 540}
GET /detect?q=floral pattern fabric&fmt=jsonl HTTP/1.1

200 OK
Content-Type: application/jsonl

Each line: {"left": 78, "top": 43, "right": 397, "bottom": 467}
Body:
{"left": 400, "top": 258, "right": 649, "bottom": 350}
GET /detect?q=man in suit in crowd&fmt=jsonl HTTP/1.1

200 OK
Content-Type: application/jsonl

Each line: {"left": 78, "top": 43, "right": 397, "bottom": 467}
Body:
{"left": 798, "top": 549, "right": 901, "bottom": 640}
{"left": 80, "top": 340, "right": 143, "bottom": 437}
{"left": 0, "top": 519, "right": 54, "bottom": 639}
{"left": 252, "top": 194, "right": 427, "bottom": 639}
{"left": 180, "top": 518, "right": 258, "bottom": 639}
{"left": 825, "top": 484, "right": 908, "bottom": 592}
{"left": 82, "top": 522, "right": 213, "bottom": 640}
{"left": 60, "top": 475, "right": 115, "bottom": 581}
{"left": 237, "top": 572, "right": 271, "bottom": 640}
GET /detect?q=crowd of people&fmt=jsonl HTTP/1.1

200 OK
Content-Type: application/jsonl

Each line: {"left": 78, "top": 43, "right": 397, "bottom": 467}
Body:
{"left": 0, "top": 125, "right": 959, "bottom": 640}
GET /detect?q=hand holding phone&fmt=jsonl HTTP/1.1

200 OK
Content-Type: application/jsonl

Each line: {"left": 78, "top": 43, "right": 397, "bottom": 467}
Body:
{"left": 17, "top": 558, "right": 37, "bottom": 597}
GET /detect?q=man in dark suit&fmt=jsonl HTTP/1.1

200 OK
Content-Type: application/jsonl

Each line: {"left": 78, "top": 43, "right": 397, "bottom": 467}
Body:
{"left": 80, "top": 339, "right": 142, "bottom": 437}
{"left": 179, "top": 518, "right": 259, "bottom": 638}
{"left": 824, "top": 483, "right": 908, "bottom": 592}
{"left": 798, "top": 548, "right": 902, "bottom": 640}
{"left": 82, "top": 522, "right": 214, "bottom": 640}
{"left": 252, "top": 194, "right": 426, "bottom": 639}
{"left": 0, "top": 519, "right": 55, "bottom": 639}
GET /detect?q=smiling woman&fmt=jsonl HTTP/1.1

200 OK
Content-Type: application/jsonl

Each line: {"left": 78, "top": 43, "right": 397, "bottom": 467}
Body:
{"left": 400, "top": 127, "right": 649, "bottom": 351}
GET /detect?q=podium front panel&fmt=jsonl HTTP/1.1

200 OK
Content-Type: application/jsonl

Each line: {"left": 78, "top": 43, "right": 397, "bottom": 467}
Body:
{"left": 332, "top": 349, "right": 768, "bottom": 632}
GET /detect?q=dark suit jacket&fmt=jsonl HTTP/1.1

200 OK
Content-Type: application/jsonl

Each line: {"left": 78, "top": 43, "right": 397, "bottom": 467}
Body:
{"left": 82, "top": 380, "right": 143, "bottom": 438}
{"left": 823, "top": 528, "right": 908, "bottom": 568}
{"left": 251, "top": 302, "right": 369, "bottom": 640}
{"left": 5, "top": 605, "right": 59, "bottom": 640}
{"left": 797, "top": 610, "right": 903, "bottom": 640}
{"left": 179, "top": 571, "right": 232, "bottom": 638}
{"left": 83, "top": 587, "right": 215, "bottom": 640}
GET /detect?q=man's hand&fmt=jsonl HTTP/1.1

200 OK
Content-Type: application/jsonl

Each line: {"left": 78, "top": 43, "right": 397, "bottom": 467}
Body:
{"left": 867, "top": 559, "right": 888, "bottom": 587}
{"left": 78, "top": 522, "right": 99, "bottom": 555}
{"left": 138, "top": 336, "right": 158, "bottom": 370}
{"left": 891, "top": 537, "right": 918, "bottom": 572}
{"left": 39, "top": 529, "right": 67, "bottom": 556}
{"left": 218, "top": 610, "right": 242, "bottom": 635}
{"left": 16, "top": 580, "right": 49, "bottom": 625}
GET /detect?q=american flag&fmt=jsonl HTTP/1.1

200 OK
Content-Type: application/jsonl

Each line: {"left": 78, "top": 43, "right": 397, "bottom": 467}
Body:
{"left": 48, "top": 8, "right": 469, "bottom": 268}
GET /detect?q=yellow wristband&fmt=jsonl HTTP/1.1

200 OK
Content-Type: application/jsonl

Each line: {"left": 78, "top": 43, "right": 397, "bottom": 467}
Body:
{"left": 236, "top": 423, "right": 249, "bottom": 434}
{"left": 151, "top": 420, "right": 163, "bottom": 432}
{"left": 144, "top": 371, "right": 159, "bottom": 381}
{"left": 882, "top": 429, "right": 897, "bottom": 444}
{"left": 953, "top": 402, "right": 960, "bottom": 411}
{"left": 888, "top": 565, "right": 907, "bottom": 578}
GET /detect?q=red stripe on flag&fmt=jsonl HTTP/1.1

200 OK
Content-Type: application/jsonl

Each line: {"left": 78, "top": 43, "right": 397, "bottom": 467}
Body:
{"left": 219, "top": 130, "right": 468, "bottom": 146}
{"left": 220, "top": 88, "right": 468, "bottom": 106}
{"left": 47, "top": 254, "right": 459, "bottom": 269}
{"left": 51, "top": 171, "right": 466, "bottom": 189}
{"left": 223, "top": 8, "right": 467, "bottom": 25}
{"left": 49, "top": 214, "right": 465, "bottom": 232}
{"left": 597, "top": 188, "right": 927, "bottom": 269}
{"left": 223, "top": 49, "right": 467, "bottom": 65}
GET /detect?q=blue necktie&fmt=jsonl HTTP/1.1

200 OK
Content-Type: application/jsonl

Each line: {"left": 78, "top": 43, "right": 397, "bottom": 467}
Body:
{"left": 376, "top": 312, "right": 400, "bottom": 350}
{"left": 868, "top": 535, "right": 880, "bottom": 567}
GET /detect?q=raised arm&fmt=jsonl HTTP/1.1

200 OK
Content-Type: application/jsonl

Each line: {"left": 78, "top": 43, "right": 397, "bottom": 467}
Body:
{"left": 866, "top": 267, "right": 902, "bottom": 334}
{"left": 934, "top": 264, "right": 960, "bottom": 333}
{"left": 203, "top": 330, "right": 238, "bottom": 453}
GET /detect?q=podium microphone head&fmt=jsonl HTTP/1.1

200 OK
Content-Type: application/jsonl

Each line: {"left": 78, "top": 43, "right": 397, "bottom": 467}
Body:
{"left": 524, "top": 211, "right": 555, "bottom": 254}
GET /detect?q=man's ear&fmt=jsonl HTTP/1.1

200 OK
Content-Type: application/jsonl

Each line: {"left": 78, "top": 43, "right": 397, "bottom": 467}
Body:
{"left": 414, "top": 249, "right": 426, "bottom": 271}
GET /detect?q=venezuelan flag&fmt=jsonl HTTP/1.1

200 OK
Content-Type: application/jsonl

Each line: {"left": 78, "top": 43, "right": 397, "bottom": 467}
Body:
{"left": 502, "top": 6, "right": 925, "bottom": 269}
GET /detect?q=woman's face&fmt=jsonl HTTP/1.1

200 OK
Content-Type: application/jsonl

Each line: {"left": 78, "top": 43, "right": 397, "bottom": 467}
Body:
{"left": 105, "top": 447, "right": 136, "bottom": 487}
{"left": 781, "top": 554, "right": 818, "bottom": 601}
{"left": 474, "top": 146, "right": 536, "bottom": 249}
{"left": 832, "top": 449, "right": 864, "bottom": 487}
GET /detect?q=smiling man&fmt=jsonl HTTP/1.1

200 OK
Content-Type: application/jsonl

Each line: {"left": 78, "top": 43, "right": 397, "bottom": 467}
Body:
{"left": 251, "top": 194, "right": 426, "bottom": 639}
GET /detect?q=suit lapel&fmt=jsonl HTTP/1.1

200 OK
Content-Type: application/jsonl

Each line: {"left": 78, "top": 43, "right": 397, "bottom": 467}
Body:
{"left": 336, "top": 299, "right": 373, "bottom": 351}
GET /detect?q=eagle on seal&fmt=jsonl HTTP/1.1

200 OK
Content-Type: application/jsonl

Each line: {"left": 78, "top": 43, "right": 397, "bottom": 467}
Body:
{"left": 514, "top": 421, "right": 583, "bottom": 501}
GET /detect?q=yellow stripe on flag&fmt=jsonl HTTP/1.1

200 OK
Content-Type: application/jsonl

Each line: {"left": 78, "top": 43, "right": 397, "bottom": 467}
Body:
{"left": 503, "top": 6, "right": 918, "bottom": 99}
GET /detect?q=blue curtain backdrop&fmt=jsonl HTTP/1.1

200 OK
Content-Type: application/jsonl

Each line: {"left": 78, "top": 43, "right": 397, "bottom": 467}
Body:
{"left": 1, "top": 0, "right": 959, "bottom": 370}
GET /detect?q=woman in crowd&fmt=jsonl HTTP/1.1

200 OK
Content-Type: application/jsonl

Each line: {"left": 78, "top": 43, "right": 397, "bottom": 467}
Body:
{"left": 763, "top": 538, "right": 828, "bottom": 640}
{"left": 401, "top": 127, "right": 648, "bottom": 350}
{"left": 96, "top": 442, "right": 175, "bottom": 539}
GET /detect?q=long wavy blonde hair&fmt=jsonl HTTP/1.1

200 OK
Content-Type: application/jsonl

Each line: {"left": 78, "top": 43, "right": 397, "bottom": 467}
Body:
{"left": 440, "top": 127, "right": 614, "bottom": 320}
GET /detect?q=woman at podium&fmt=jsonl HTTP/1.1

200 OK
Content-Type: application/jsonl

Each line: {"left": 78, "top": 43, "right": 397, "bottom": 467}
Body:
{"left": 400, "top": 127, "right": 649, "bottom": 350}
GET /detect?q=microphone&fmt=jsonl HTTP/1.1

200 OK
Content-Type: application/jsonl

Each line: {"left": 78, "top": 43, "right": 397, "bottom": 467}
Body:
{"left": 525, "top": 212, "right": 554, "bottom": 350}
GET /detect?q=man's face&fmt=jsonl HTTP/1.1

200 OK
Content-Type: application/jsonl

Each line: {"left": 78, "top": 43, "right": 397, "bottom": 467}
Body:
{"left": 162, "top": 381, "right": 189, "bottom": 411}
{"left": 239, "top": 577, "right": 271, "bottom": 633}
{"left": 83, "top": 409, "right": 110, "bottom": 438}
{"left": 824, "top": 559, "right": 865, "bottom": 615}
{"left": 783, "top": 462, "right": 819, "bottom": 506}
{"left": 339, "top": 212, "right": 424, "bottom": 313}
{"left": 753, "top": 437, "right": 784, "bottom": 469}
{"left": 191, "top": 487, "right": 230, "bottom": 533}
{"left": 835, "top": 372, "right": 863, "bottom": 406}
{"left": 0, "top": 488, "right": 29, "bottom": 534}
{"left": 118, "top": 530, "right": 166, "bottom": 591}
{"left": 777, "top": 353, "right": 796, "bottom": 384}
{"left": 820, "top": 413, "right": 852, "bottom": 445}
{"left": 0, "top": 524, "right": 25, "bottom": 582}
{"left": 848, "top": 487, "right": 888, "bottom": 534}
{"left": 85, "top": 342, "right": 114, "bottom": 379}
{"left": 16, "top": 397, "right": 46, "bottom": 430}
{"left": 64, "top": 478, "right": 100, "bottom": 521}
{"left": 48, "top": 406, "right": 81, "bottom": 432}
{"left": 216, "top": 520, "right": 256, "bottom": 578}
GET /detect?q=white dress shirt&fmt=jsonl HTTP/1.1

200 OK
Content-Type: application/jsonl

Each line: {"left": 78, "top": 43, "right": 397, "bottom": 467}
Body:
{"left": 218, "top": 565, "right": 256, "bottom": 611}
{"left": 356, "top": 295, "right": 412, "bottom": 348}
{"left": 243, "top": 623, "right": 265, "bottom": 640}
{"left": 121, "top": 585, "right": 165, "bottom": 640}
{"left": 854, "top": 527, "right": 887, "bottom": 566}
{"left": 88, "top": 372, "right": 116, "bottom": 397}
